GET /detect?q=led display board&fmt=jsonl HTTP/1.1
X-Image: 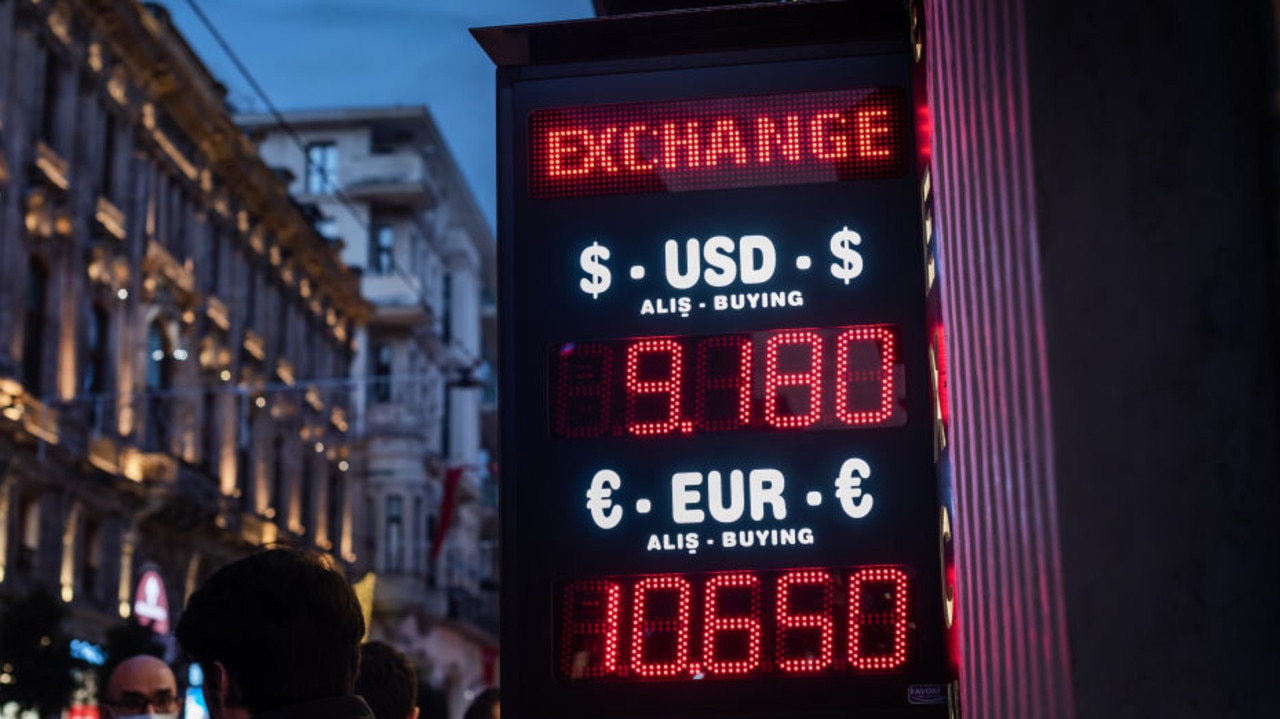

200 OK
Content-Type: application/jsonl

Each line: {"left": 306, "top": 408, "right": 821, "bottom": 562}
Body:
{"left": 477, "top": 2, "right": 955, "bottom": 717}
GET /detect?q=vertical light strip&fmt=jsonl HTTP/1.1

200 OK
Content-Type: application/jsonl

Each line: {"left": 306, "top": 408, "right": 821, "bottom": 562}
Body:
{"left": 926, "top": 0, "right": 1076, "bottom": 717}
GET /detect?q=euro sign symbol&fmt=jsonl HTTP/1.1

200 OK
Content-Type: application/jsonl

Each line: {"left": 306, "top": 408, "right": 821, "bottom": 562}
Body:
{"left": 585, "top": 469, "right": 623, "bottom": 529}
{"left": 829, "top": 226, "right": 864, "bottom": 285}
{"left": 579, "top": 241, "right": 612, "bottom": 299}
{"left": 834, "top": 457, "right": 874, "bottom": 519}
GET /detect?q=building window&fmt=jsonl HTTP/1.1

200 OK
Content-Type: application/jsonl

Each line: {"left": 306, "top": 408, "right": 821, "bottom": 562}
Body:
{"left": 100, "top": 112, "right": 117, "bottom": 200}
{"left": 23, "top": 259, "right": 49, "bottom": 394}
{"left": 80, "top": 519, "right": 102, "bottom": 601}
{"left": 442, "top": 273, "right": 453, "bottom": 343}
{"left": 202, "top": 388, "right": 219, "bottom": 473}
{"left": 17, "top": 496, "right": 39, "bottom": 575}
{"left": 300, "top": 455, "right": 314, "bottom": 535}
{"left": 370, "top": 225, "right": 394, "bottom": 274}
{"left": 272, "top": 433, "right": 286, "bottom": 518}
{"left": 84, "top": 304, "right": 111, "bottom": 431}
{"left": 328, "top": 467, "right": 344, "bottom": 549}
{"left": 371, "top": 343, "right": 393, "bottom": 403}
{"left": 40, "top": 48, "right": 63, "bottom": 147}
{"left": 386, "top": 495, "right": 404, "bottom": 573}
{"left": 84, "top": 304, "right": 109, "bottom": 394}
{"left": 305, "top": 142, "right": 338, "bottom": 194}
{"left": 146, "top": 320, "right": 173, "bottom": 451}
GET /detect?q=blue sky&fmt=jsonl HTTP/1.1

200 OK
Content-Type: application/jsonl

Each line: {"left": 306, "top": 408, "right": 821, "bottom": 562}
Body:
{"left": 157, "top": 0, "right": 596, "bottom": 232}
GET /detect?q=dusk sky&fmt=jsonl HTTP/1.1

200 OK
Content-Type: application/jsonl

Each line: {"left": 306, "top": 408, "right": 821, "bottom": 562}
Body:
{"left": 157, "top": 0, "right": 597, "bottom": 232}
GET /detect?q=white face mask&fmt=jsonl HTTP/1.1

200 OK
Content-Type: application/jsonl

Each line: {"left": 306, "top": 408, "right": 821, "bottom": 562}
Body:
{"left": 115, "top": 713, "right": 178, "bottom": 719}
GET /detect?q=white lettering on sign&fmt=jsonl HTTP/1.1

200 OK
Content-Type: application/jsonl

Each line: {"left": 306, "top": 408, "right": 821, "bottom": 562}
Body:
{"left": 579, "top": 241, "right": 612, "bottom": 298}
{"left": 664, "top": 235, "right": 777, "bottom": 290}
{"left": 711, "top": 290, "right": 804, "bottom": 311}
{"left": 834, "top": 457, "right": 874, "bottom": 519}
{"left": 721, "top": 527, "right": 815, "bottom": 547}
{"left": 672, "top": 468, "right": 787, "bottom": 525}
{"left": 581, "top": 459, "right": 875, "bottom": 555}
{"left": 586, "top": 469, "right": 623, "bottom": 529}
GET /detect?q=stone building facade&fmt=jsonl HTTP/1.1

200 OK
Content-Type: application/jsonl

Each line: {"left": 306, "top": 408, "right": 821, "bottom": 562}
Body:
{"left": 0, "top": 0, "right": 368, "bottom": 689}
{"left": 237, "top": 106, "right": 499, "bottom": 718}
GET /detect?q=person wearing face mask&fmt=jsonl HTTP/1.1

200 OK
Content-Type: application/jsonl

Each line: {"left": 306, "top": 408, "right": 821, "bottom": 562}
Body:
{"left": 103, "top": 654, "right": 181, "bottom": 719}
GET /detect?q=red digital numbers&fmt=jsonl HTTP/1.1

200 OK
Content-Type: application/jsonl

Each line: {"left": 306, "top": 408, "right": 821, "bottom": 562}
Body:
{"left": 763, "top": 331, "right": 825, "bottom": 429}
{"left": 559, "top": 567, "right": 911, "bottom": 681}
{"left": 625, "top": 339, "right": 694, "bottom": 436}
{"left": 551, "top": 325, "right": 902, "bottom": 438}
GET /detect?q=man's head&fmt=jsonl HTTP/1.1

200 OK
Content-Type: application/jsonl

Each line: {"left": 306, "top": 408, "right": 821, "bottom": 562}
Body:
{"left": 103, "top": 655, "right": 179, "bottom": 719}
{"left": 175, "top": 548, "right": 365, "bottom": 718}
{"left": 354, "top": 642, "right": 419, "bottom": 719}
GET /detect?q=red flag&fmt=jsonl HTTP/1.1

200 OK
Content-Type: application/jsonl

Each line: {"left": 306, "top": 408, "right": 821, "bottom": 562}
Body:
{"left": 431, "top": 466, "right": 464, "bottom": 560}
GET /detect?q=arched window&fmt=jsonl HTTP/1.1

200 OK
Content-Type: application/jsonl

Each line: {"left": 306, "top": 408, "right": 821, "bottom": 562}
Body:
{"left": 146, "top": 320, "right": 173, "bottom": 451}
{"left": 22, "top": 259, "right": 48, "bottom": 393}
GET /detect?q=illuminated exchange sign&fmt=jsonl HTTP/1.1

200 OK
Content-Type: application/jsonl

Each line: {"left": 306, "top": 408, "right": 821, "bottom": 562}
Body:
{"left": 530, "top": 88, "right": 908, "bottom": 198}
{"left": 480, "top": 2, "right": 953, "bottom": 718}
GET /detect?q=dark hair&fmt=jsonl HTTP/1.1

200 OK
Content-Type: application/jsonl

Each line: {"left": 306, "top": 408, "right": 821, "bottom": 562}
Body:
{"left": 175, "top": 548, "right": 365, "bottom": 713}
{"left": 355, "top": 641, "right": 418, "bottom": 719}
{"left": 463, "top": 687, "right": 499, "bottom": 719}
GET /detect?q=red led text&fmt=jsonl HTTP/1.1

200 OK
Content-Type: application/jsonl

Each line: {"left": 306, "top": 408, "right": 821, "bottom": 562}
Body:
{"left": 530, "top": 88, "right": 907, "bottom": 198}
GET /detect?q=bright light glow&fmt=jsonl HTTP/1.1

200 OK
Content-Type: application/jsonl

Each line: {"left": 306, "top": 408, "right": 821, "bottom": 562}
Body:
{"left": 116, "top": 288, "right": 128, "bottom": 300}
{"left": 255, "top": 396, "right": 267, "bottom": 408}
{"left": 314, "top": 442, "right": 325, "bottom": 453}
{"left": 338, "top": 460, "right": 350, "bottom": 472}
{"left": 150, "top": 349, "right": 165, "bottom": 361}
{"left": 220, "top": 370, "right": 232, "bottom": 381}
{"left": 173, "top": 348, "right": 189, "bottom": 361}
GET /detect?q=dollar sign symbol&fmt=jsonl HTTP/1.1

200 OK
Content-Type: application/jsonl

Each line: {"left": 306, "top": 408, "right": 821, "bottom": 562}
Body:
{"left": 579, "top": 241, "right": 612, "bottom": 299}
{"left": 829, "top": 226, "right": 864, "bottom": 285}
